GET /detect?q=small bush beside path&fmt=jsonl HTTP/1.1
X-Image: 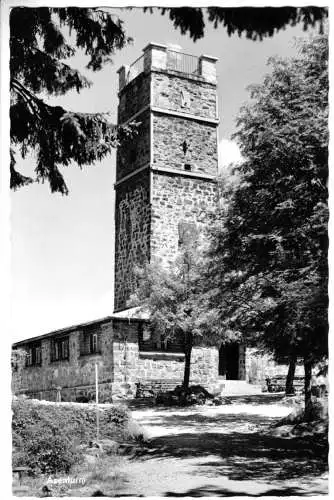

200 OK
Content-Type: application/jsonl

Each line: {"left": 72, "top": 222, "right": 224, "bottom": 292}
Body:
{"left": 12, "top": 396, "right": 145, "bottom": 497}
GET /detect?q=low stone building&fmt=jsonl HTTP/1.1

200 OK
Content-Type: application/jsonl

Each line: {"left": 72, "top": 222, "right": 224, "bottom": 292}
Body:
{"left": 12, "top": 308, "right": 304, "bottom": 402}
{"left": 12, "top": 309, "right": 218, "bottom": 402}
{"left": 12, "top": 43, "right": 302, "bottom": 401}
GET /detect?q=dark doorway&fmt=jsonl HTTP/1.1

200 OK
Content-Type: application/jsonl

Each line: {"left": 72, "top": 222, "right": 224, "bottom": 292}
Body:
{"left": 219, "top": 343, "right": 239, "bottom": 380}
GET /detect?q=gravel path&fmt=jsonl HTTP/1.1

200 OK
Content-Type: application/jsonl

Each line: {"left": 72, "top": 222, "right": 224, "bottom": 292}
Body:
{"left": 114, "top": 394, "right": 328, "bottom": 497}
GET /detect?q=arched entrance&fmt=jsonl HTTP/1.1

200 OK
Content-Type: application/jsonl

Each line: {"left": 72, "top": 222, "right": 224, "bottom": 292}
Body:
{"left": 219, "top": 343, "right": 239, "bottom": 380}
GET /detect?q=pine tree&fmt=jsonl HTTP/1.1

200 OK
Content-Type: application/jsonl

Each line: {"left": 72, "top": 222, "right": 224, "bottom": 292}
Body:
{"left": 207, "top": 35, "right": 328, "bottom": 409}
{"left": 10, "top": 7, "right": 135, "bottom": 194}
{"left": 146, "top": 7, "right": 327, "bottom": 42}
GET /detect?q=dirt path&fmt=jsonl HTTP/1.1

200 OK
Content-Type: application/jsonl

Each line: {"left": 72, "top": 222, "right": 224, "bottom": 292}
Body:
{"left": 114, "top": 394, "right": 328, "bottom": 497}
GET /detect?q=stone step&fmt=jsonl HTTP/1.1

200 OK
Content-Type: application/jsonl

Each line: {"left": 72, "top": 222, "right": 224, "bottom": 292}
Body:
{"left": 216, "top": 380, "right": 263, "bottom": 395}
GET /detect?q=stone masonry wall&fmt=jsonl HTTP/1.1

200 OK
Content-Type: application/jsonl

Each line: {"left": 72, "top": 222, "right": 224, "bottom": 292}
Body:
{"left": 239, "top": 345, "right": 246, "bottom": 380}
{"left": 114, "top": 170, "right": 151, "bottom": 311}
{"left": 14, "top": 323, "right": 308, "bottom": 401}
{"left": 13, "top": 321, "right": 115, "bottom": 403}
{"left": 152, "top": 72, "right": 217, "bottom": 118}
{"left": 116, "top": 109, "right": 150, "bottom": 181}
{"left": 153, "top": 115, "right": 217, "bottom": 176}
{"left": 118, "top": 72, "right": 150, "bottom": 124}
{"left": 115, "top": 58, "right": 218, "bottom": 310}
{"left": 112, "top": 320, "right": 219, "bottom": 396}
{"left": 151, "top": 173, "right": 217, "bottom": 265}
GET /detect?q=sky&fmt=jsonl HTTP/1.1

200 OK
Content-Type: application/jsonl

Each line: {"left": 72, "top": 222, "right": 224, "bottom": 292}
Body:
{"left": 8, "top": 7, "right": 321, "bottom": 343}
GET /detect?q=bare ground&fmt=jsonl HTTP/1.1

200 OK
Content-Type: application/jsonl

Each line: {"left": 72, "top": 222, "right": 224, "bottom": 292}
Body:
{"left": 110, "top": 394, "right": 328, "bottom": 497}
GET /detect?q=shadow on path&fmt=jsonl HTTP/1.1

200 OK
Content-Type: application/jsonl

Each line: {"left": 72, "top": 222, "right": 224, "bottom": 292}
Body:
{"left": 163, "top": 484, "right": 324, "bottom": 497}
{"left": 135, "top": 410, "right": 277, "bottom": 430}
{"left": 135, "top": 428, "right": 327, "bottom": 482}
{"left": 126, "top": 393, "right": 287, "bottom": 411}
{"left": 123, "top": 394, "right": 328, "bottom": 496}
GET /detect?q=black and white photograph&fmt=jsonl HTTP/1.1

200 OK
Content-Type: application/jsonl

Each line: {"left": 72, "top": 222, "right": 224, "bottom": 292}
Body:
{"left": 2, "top": 2, "right": 329, "bottom": 497}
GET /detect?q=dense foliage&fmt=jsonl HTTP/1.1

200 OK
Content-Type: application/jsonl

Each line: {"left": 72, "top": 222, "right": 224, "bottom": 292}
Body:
{"left": 12, "top": 398, "right": 131, "bottom": 474}
{"left": 145, "top": 7, "right": 327, "bottom": 41}
{"left": 206, "top": 35, "right": 328, "bottom": 405}
{"left": 10, "top": 7, "right": 134, "bottom": 194}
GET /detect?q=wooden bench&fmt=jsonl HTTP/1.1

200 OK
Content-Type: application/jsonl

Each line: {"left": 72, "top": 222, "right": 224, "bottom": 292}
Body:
{"left": 135, "top": 379, "right": 181, "bottom": 398}
{"left": 266, "top": 375, "right": 304, "bottom": 394}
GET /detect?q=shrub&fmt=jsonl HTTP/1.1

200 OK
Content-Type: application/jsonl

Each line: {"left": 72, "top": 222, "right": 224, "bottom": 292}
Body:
{"left": 12, "top": 398, "right": 139, "bottom": 475}
{"left": 305, "top": 398, "right": 328, "bottom": 422}
{"left": 13, "top": 425, "right": 81, "bottom": 474}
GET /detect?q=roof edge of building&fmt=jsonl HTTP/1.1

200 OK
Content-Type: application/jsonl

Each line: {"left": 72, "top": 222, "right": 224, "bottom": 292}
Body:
{"left": 12, "top": 308, "right": 149, "bottom": 348}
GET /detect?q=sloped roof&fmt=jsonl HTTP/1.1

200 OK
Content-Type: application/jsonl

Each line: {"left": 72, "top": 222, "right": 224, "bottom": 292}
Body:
{"left": 12, "top": 307, "right": 150, "bottom": 348}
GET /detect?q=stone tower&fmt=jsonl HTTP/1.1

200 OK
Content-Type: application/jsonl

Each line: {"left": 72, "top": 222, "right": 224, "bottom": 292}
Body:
{"left": 114, "top": 43, "right": 219, "bottom": 312}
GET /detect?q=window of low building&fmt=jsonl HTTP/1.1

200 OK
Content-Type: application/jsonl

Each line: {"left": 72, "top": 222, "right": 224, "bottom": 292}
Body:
{"left": 25, "top": 342, "right": 42, "bottom": 367}
{"left": 80, "top": 326, "right": 102, "bottom": 356}
{"left": 51, "top": 336, "right": 69, "bottom": 362}
{"left": 138, "top": 323, "right": 183, "bottom": 353}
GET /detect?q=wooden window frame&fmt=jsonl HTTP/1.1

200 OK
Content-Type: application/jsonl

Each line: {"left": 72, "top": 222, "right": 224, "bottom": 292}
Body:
{"left": 25, "top": 342, "right": 42, "bottom": 367}
{"left": 80, "top": 327, "right": 102, "bottom": 356}
{"left": 51, "top": 336, "right": 70, "bottom": 362}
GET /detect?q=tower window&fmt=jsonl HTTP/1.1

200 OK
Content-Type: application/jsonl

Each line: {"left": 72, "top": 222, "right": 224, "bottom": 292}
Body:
{"left": 178, "top": 222, "right": 198, "bottom": 248}
{"left": 180, "top": 89, "right": 190, "bottom": 108}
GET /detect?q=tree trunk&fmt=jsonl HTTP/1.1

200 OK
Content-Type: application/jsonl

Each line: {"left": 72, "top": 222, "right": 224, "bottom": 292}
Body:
{"left": 182, "top": 332, "right": 193, "bottom": 391}
{"left": 304, "top": 358, "right": 313, "bottom": 411}
{"left": 285, "top": 353, "right": 297, "bottom": 395}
